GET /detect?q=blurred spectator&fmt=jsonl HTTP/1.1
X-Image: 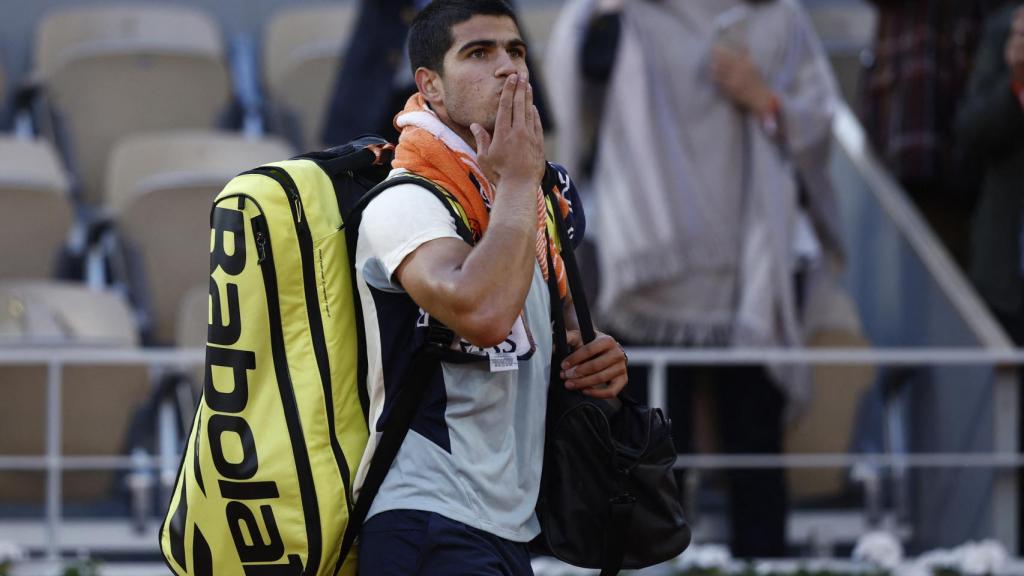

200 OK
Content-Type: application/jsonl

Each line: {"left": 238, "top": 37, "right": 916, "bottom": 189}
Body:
{"left": 321, "top": 0, "right": 418, "bottom": 145}
{"left": 955, "top": 2, "right": 1024, "bottom": 341}
{"left": 547, "top": 0, "right": 844, "bottom": 559}
{"left": 953, "top": 3, "right": 1024, "bottom": 549}
{"left": 321, "top": 0, "right": 551, "bottom": 146}
{"left": 861, "top": 0, "right": 988, "bottom": 267}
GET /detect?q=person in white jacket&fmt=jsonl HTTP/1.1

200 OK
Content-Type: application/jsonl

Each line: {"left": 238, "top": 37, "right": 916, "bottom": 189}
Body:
{"left": 546, "top": 0, "right": 844, "bottom": 558}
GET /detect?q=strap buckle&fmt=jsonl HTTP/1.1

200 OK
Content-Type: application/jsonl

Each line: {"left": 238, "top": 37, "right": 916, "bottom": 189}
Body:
{"left": 425, "top": 317, "right": 455, "bottom": 349}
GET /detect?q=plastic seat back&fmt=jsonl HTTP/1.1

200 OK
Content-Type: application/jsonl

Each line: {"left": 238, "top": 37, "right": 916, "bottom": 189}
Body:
{"left": 0, "top": 137, "right": 72, "bottom": 280}
{"left": 106, "top": 130, "right": 293, "bottom": 345}
{"left": 0, "top": 281, "right": 147, "bottom": 504}
{"left": 34, "top": 4, "right": 231, "bottom": 206}
{"left": 264, "top": 4, "right": 357, "bottom": 150}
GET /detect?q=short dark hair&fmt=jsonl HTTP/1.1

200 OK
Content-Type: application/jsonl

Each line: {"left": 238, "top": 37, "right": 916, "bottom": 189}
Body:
{"left": 408, "top": 0, "right": 520, "bottom": 77}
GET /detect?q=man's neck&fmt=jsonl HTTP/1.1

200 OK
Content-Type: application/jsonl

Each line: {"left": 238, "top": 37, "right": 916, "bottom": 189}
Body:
{"left": 429, "top": 102, "right": 477, "bottom": 155}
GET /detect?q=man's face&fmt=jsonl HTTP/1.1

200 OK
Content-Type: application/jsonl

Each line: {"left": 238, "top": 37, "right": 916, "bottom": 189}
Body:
{"left": 435, "top": 14, "right": 529, "bottom": 134}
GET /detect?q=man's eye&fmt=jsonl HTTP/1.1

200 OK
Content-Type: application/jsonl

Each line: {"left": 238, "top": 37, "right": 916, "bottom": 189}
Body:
{"left": 509, "top": 48, "right": 524, "bottom": 58}
{"left": 470, "top": 48, "right": 486, "bottom": 58}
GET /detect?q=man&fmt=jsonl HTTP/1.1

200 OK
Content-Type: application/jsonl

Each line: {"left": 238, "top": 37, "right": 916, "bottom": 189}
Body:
{"left": 350, "top": 1, "right": 628, "bottom": 573}
{"left": 320, "top": 0, "right": 553, "bottom": 146}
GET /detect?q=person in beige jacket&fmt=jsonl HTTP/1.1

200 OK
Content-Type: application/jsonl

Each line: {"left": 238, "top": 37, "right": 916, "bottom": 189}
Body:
{"left": 547, "top": 0, "right": 844, "bottom": 557}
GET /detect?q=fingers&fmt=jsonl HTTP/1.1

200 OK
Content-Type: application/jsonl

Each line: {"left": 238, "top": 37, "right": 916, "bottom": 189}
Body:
{"left": 532, "top": 104, "right": 544, "bottom": 143}
{"left": 560, "top": 334, "right": 618, "bottom": 370}
{"left": 494, "top": 74, "right": 518, "bottom": 137}
{"left": 523, "top": 80, "right": 544, "bottom": 156}
{"left": 560, "top": 334, "right": 628, "bottom": 391}
{"left": 582, "top": 374, "right": 628, "bottom": 399}
{"left": 525, "top": 80, "right": 535, "bottom": 127}
{"left": 470, "top": 123, "right": 491, "bottom": 157}
{"left": 513, "top": 75, "right": 528, "bottom": 130}
{"left": 560, "top": 344, "right": 624, "bottom": 382}
{"left": 566, "top": 329, "right": 583, "bottom": 351}
{"left": 558, "top": 333, "right": 628, "bottom": 398}
{"left": 565, "top": 363, "right": 627, "bottom": 391}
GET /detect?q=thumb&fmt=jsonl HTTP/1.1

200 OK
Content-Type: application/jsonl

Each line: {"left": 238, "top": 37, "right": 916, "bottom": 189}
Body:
{"left": 471, "top": 123, "right": 491, "bottom": 156}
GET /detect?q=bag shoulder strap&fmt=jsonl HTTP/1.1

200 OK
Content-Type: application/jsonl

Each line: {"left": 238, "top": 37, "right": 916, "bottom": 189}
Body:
{"left": 543, "top": 177, "right": 595, "bottom": 344}
{"left": 337, "top": 344, "right": 439, "bottom": 568}
{"left": 350, "top": 173, "right": 476, "bottom": 245}
{"left": 545, "top": 173, "right": 634, "bottom": 576}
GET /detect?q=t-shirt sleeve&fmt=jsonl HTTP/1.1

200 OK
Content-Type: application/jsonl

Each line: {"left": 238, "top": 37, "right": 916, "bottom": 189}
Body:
{"left": 356, "top": 182, "right": 463, "bottom": 292}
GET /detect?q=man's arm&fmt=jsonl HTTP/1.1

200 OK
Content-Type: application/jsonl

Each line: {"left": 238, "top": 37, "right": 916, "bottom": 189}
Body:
{"left": 395, "top": 75, "right": 546, "bottom": 348}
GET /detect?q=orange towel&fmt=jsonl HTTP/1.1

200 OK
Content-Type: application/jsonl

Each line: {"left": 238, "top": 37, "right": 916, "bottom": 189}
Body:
{"left": 392, "top": 93, "right": 568, "bottom": 299}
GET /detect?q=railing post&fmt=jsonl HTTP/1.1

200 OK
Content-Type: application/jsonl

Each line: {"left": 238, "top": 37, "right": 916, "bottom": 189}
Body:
{"left": 45, "top": 359, "right": 62, "bottom": 565}
{"left": 650, "top": 356, "right": 668, "bottom": 413}
{"left": 993, "top": 364, "right": 1019, "bottom": 554}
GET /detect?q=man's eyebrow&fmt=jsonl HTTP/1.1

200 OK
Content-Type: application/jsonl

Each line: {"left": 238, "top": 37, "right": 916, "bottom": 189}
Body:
{"left": 507, "top": 38, "right": 527, "bottom": 52}
{"left": 457, "top": 38, "right": 527, "bottom": 54}
{"left": 458, "top": 39, "right": 496, "bottom": 54}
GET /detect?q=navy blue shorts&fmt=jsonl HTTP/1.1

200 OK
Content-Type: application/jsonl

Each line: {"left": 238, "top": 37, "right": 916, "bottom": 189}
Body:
{"left": 357, "top": 509, "right": 534, "bottom": 576}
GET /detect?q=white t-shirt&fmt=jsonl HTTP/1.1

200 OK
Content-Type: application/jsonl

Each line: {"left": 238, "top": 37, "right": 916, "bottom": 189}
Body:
{"left": 351, "top": 171, "right": 552, "bottom": 542}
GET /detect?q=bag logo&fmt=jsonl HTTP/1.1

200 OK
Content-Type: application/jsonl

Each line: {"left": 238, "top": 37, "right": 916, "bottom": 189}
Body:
{"left": 207, "top": 207, "right": 304, "bottom": 574}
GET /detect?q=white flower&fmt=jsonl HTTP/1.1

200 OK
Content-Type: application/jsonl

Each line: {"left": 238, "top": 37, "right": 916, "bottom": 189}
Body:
{"left": 672, "top": 544, "right": 733, "bottom": 571}
{"left": 853, "top": 531, "right": 904, "bottom": 571}
{"left": 917, "top": 548, "right": 960, "bottom": 570}
{"left": 895, "top": 561, "right": 933, "bottom": 576}
{"left": 803, "top": 559, "right": 853, "bottom": 574}
{"left": 530, "top": 557, "right": 597, "bottom": 576}
{"left": 0, "top": 541, "right": 25, "bottom": 564}
{"left": 956, "top": 540, "right": 1007, "bottom": 576}
{"left": 754, "top": 560, "right": 798, "bottom": 575}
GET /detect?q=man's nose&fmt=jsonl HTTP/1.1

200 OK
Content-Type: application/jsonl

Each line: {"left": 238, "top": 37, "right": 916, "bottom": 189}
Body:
{"left": 495, "top": 53, "right": 526, "bottom": 81}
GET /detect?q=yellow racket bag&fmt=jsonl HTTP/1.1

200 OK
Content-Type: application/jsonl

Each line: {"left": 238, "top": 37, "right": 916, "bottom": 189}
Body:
{"left": 159, "top": 137, "right": 472, "bottom": 576}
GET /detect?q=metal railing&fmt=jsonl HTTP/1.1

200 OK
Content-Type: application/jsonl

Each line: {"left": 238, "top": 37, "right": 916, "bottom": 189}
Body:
{"left": 1, "top": 345, "right": 1022, "bottom": 563}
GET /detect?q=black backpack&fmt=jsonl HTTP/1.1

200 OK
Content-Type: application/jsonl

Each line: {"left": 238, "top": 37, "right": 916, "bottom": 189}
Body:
{"left": 534, "top": 175, "right": 691, "bottom": 575}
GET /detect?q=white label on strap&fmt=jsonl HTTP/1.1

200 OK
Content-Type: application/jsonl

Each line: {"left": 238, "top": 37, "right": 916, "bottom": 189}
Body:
{"left": 489, "top": 352, "right": 519, "bottom": 373}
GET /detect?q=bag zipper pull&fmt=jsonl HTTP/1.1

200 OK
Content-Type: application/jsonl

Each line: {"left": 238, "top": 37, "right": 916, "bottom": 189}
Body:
{"left": 292, "top": 191, "right": 303, "bottom": 224}
{"left": 256, "top": 230, "right": 267, "bottom": 263}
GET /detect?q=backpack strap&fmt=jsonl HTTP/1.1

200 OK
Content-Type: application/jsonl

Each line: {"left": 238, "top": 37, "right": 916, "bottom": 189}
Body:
{"left": 349, "top": 173, "right": 476, "bottom": 245}
{"left": 543, "top": 180, "right": 595, "bottom": 344}
{"left": 336, "top": 174, "right": 475, "bottom": 569}
{"left": 336, "top": 342, "right": 440, "bottom": 569}
{"left": 544, "top": 175, "right": 633, "bottom": 576}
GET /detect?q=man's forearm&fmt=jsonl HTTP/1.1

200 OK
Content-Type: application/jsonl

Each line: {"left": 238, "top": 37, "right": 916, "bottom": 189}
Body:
{"left": 454, "top": 179, "right": 540, "bottom": 330}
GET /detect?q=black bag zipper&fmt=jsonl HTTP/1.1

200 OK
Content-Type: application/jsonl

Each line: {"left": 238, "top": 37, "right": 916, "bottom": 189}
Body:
{"left": 246, "top": 168, "right": 355, "bottom": 571}
{"left": 249, "top": 210, "right": 323, "bottom": 575}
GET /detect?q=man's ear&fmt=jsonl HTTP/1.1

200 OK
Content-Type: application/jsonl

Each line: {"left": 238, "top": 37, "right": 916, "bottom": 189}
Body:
{"left": 415, "top": 67, "right": 444, "bottom": 104}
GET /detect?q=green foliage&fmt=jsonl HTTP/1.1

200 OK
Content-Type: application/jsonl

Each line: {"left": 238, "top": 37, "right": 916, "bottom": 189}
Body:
{"left": 662, "top": 564, "right": 893, "bottom": 576}
{"left": 61, "top": 558, "right": 100, "bottom": 576}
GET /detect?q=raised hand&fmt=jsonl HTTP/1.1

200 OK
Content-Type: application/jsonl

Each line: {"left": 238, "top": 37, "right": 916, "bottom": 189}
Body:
{"left": 471, "top": 74, "right": 545, "bottom": 190}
